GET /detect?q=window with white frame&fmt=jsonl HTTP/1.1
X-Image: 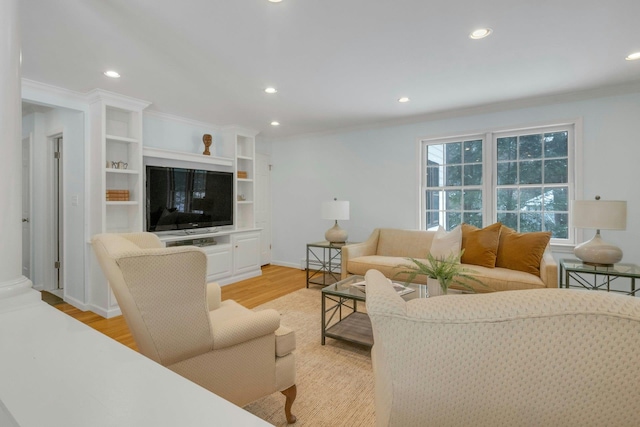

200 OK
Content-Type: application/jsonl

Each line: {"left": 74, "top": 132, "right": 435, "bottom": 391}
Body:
{"left": 424, "top": 137, "right": 485, "bottom": 230}
{"left": 420, "top": 124, "right": 575, "bottom": 242}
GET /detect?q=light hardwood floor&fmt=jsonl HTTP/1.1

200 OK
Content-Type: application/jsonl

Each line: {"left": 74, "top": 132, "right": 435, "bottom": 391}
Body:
{"left": 53, "top": 265, "right": 307, "bottom": 351}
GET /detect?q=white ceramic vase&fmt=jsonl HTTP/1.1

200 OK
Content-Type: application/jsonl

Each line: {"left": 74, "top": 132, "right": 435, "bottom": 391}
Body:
{"left": 427, "top": 277, "right": 446, "bottom": 297}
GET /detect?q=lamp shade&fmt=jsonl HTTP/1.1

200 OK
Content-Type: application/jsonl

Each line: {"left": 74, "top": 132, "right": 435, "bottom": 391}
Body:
{"left": 572, "top": 200, "right": 627, "bottom": 230}
{"left": 322, "top": 200, "right": 350, "bottom": 221}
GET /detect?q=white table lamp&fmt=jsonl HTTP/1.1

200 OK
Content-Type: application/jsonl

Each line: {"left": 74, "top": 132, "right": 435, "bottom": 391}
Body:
{"left": 322, "top": 198, "right": 350, "bottom": 243}
{"left": 572, "top": 196, "right": 627, "bottom": 266}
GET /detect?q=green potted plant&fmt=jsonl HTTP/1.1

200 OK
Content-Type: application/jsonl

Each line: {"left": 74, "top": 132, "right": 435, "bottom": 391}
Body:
{"left": 395, "top": 251, "right": 484, "bottom": 296}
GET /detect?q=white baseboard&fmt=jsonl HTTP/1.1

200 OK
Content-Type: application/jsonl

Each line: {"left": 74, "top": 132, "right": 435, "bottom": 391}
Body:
{"left": 88, "top": 303, "right": 122, "bottom": 319}
{"left": 63, "top": 294, "right": 89, "bottom": 312}
{"left": 270, "top": 260, "right": 301, "bottom": 269}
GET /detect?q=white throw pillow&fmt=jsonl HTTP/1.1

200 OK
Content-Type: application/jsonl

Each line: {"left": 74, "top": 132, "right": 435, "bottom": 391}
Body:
{"left": 429, "top": 225, "right": 462, "bottom": 260}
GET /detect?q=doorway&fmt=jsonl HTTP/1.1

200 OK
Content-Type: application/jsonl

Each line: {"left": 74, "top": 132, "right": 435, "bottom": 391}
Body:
{"left": 256, "top": 153, "right": 272, "bottom": 265}
{"left": 51, "top": 135, "right": 63, "bottom": 295}
{"left": 22, "top": 135, "right": 32, "bottom": 280}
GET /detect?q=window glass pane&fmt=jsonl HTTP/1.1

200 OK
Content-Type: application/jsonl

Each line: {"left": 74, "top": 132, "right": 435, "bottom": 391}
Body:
{"left": 519, "top": 160, "right": 542, "bottom": 184}
{"left": 520, "top": 212, "right": 542, "bottom": 232}
{"left": 496, "top": 188, "right": 518, "bottom": 211}
{"left": 445, "top": 165, "right": 462, "bottom": 186}
{"left": 426, "top": 211, "right": 440, "bottom": 229}
{"left": 446, "top": 212, "right": 461, "bottom": 230}
{"left": 426, "top": 166, "right": 442, "bottom": 187}
{"left": 445, "top": 190, "right": 461, "bottom": 210}
{"left": 497, "top": 137, "right": 517, "bottom": 161}
{"left": 463, "top": 212, "right": 482, "bottom": 228}
{"left": 445, "top": 142, "right": 462, "bottom": 164}
{"left": 497, "top": 212, "right": 518, "bottom": 229}
{"left": 497, "top": 162, "right": 517, "bottom": 185}
{"left": 544, "top": 132, "right": 568, "bottom": 157}
{"left": 463, "top": 190, "right": 482, "bottom": 210}
{"left": 519, "top": 187, "right": 542, "bottom": 211}
{"left": 545, "top": 213, "right": 568, "bottom": 239}
{"left": 544, "top": 186, "right": 568, "bottom": 211}
{"left": 544, "top": 159, "right": 567, "bottom": 183}
{"left": 519, "top": 134, "right": 543, "bottom": 159}
{"left": 426, "top": 190, "right": 441, "bottom": 211}
{"left": 427, "top": 144, "right": 444, "bottom": 164}
{"left": 463, "top": 164, "right": 482, "bottom": 185}
{"left": 463, "top": 140, "right": 482, "bottom": 163}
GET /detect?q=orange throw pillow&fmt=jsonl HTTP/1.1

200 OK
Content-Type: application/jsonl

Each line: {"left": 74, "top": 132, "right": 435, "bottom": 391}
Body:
{"left": 460, "top": 223, "right": 502, "bottom": 268}
{"left": 496, "top": 226, "right": 551, "bottom": 276}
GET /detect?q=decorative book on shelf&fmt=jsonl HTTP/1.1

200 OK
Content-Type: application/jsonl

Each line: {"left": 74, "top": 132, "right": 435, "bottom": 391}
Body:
{"left": 351, "top": 279, "right": 414, "bottom": 296}
{"left": 106, "top": 189, "right": 130, "bottom": 201}
{"left": 237, "top": 171, "right": 248, "bottom": 179}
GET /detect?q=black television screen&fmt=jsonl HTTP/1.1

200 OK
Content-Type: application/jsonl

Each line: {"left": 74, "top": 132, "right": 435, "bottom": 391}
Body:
{"left": 146, "top": 166, "right": 233, "bottom": 231}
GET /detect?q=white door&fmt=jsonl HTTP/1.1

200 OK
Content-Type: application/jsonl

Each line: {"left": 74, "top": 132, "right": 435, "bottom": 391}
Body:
{"left": 256, "top": 153, "right": 272, "bottom": 265}
{"left": 22, "top": 135, "right": 32, "bottom": 280}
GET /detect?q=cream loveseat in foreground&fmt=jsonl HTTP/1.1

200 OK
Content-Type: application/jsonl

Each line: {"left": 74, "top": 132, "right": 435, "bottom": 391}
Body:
{"left": 365, "top": 268, "right": 640, "bottom": 427}
{"left": 342, "top": 226, "right": 557, "bottom": 292}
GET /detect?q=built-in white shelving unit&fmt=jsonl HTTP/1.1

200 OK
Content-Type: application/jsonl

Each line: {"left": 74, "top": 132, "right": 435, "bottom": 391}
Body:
{"left": 88, "top": 90, "right": 150, "bottom": 317}
{"left": 225, "top": 127, "right": 258, "bottom": 230}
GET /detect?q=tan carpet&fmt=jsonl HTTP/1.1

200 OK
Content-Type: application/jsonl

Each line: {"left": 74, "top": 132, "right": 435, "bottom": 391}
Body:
{"left": 244, "top": 288, "right": 375, "bottom": 426}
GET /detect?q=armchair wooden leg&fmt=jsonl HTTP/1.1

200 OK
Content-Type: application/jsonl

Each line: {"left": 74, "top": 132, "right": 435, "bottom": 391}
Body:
{"left": 281, "top": 384, "right": 297, "bottom": 424}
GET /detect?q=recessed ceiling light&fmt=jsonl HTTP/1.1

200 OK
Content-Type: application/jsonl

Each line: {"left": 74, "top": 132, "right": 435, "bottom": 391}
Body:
{"left": 271, "top": 121, "right": 280, "bottom": 126}
{"left": 625, "top": 52, "right": 640, "bottom": 61}
{"left": 265, "top": 87, "right": 277, "bottom": 94}
{"left": 398, "top": 97, "right": 410, "bottom": 103}
{"left": 104, "top": 70, "right": 121, "bottom": 78}
{"left": 469, "top": 28, "right": 492, "bottom": 39}
{"left": 268, "top": 0, "right": 282, "bottom": 2}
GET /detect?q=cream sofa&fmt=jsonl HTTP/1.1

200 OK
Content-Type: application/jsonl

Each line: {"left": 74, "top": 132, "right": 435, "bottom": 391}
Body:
{"left": 365, "top": 268, "right": 640, "bottom": 426}
{"left": 342, "top": 228, "right": 557, "bottom": 292}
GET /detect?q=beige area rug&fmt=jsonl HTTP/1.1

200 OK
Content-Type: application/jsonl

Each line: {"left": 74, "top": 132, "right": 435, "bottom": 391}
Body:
{"left": 244, "top": 288, "right": 375, "bottom": 426}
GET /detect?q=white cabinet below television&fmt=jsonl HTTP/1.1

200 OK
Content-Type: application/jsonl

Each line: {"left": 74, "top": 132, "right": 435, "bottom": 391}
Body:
{"left": 232, "top": 232, "right": 261, "bottom": 276}
{"left": 161, "top": 229, "right": 261, "bottom": 285}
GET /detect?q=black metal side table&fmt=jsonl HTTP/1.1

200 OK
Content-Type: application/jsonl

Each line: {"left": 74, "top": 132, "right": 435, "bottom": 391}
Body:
{"left": 560, "top": 258, "right": 640, "bottom": 296}
{"left": 306, "top": 241, "right": 354, "bottom": 288}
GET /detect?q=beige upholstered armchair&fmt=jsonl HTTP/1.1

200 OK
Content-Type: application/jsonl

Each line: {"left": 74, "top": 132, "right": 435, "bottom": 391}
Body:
{"left": 92, "top": 232, "right": 297, "bottom": 424}
{"left": 365, "top": 269, "right": 640, "bottom": 427}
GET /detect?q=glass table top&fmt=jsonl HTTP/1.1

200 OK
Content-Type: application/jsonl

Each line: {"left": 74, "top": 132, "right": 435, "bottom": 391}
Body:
{"left": 561, "top": 259, "right": 640, "bottom": 278}
{"left": 321, "top": 275, "right": 427, "bottom": 301}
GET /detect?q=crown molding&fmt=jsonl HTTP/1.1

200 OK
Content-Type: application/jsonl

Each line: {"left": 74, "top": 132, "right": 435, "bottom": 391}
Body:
{"left": 86, "top": 88, "right": 151, "bottom": 111}
{"left": 21, "top": 78, "right": 88, "bottom": 108}
{"left": 271, "top": 80, "right": 640, "bottom": 142}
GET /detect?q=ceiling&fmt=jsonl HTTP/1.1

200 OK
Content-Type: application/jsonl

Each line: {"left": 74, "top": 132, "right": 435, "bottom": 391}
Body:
{"left": 20, "top": 0, "right": 640, "bottom": 138}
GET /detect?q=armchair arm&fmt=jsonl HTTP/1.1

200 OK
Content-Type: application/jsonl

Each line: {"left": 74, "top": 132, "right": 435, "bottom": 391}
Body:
{"left": 211, "top": 308, "right": 281, "bottom": 350}
{"left": 341, "top": 229, "right": 380, "bottom": 279}
{"left": 206, "top": 282, "right": 221, "bottom": 311}
{"left": 539, "top": 249, "right": 558, "bottom": 288}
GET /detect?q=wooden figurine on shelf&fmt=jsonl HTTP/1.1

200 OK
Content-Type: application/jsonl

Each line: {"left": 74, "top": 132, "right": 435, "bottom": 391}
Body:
{"left": 202, "top": 134, "right": 212, "bottom": 156}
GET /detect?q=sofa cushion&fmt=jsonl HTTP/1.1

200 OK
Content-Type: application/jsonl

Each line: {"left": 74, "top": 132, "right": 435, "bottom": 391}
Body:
{"left": 496, "top": 226, "right": 551, "bottom": 276}
{"left": 347, "top": 256, "right": 545, "bottom": 292}
{"left": 452, "top": 264, "right": 546, "bottom": 292}
{"left": 377, "top": 229, "right": 434, "bottom": 259}
{"left": 461, "top": 223, "right": 502, "bottom": 268}
{"left": 429, "top": 225, "right": 462, "bottom": 260}
{"left": 348, "top": 256, "right": 413, "bottom": 282}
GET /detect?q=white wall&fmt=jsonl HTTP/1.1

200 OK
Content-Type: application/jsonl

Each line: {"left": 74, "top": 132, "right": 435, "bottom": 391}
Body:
{"left": 143, "top": 113, "right": 228, "bottom": 157}
{"left": 269, "top": 91, "right": 640, "bottom": 269}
